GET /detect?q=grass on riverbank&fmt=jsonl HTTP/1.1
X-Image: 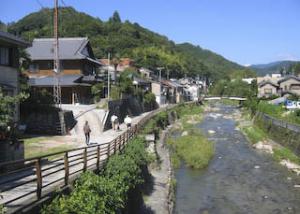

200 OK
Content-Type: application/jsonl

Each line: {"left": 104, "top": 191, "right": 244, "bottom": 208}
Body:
{"left": 239, "top": 110, "right": 300, "bottom": 166}
{"left": 22, "top": 135, "right": 76, "bottom": 159}
{"left": 241, "top": 126, "right": 267, "bottom": 144}
{"left": 167, "top": 103, "right": 214, "bottom": 169}
{"left": 273, "top": 148, "right": 300, "bottom": 165}
{"left": 257, "top": 101, "right": 300, "bottom": 125}
{"left": 168, "top": 131, "right": 214, "bottom": 169}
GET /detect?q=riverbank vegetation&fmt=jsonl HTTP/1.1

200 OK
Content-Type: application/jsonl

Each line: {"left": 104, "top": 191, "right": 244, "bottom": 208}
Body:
{"left": 43, "top": 137, "right": 150, "bottom": 213}
{"left": 239, "top": 105, "right": 300, "bottom": 167}
{"left": 241, "top": 126, "right": 267, "bottom": 145}
{"left": 166, "top": 104, "right": 214, "bottom": 169}
{"left": 256, "top": 101, "right": 300, "bottom": 125}
{"left": 167, "top": 131, "right": 214, "bottom": 169}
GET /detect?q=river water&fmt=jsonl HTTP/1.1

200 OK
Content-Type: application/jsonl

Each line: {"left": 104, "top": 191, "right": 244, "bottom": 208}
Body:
{"left": 174, "top": 104, "right": 300, "bottom": 214}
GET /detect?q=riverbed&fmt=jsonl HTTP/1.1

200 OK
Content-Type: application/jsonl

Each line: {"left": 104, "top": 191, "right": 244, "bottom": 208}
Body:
{"left": 174, "top": 103, "right": 300, "bottom": 214}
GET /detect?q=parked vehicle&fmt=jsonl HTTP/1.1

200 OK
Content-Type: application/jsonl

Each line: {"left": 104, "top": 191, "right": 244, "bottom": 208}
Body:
{"left": 285, "top": 100, "right": 300, "bottom": 110}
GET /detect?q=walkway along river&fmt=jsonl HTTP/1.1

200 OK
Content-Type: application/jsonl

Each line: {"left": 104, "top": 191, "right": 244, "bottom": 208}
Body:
{"left": 174, "top": 103, "right": 300, "bottom": 214}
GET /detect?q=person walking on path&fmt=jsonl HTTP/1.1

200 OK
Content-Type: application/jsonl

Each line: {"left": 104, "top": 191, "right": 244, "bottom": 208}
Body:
{"left": 111, "top": 114, "right": 118, "bottom": 130}
{"left": 124, "top": 115, "right": 132, "bottom": 128}
{"left": 83, "top": 121, "right": 91, "bottom": 145}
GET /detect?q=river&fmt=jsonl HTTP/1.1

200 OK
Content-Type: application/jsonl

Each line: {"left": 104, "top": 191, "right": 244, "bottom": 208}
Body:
{"left": 174, "top": 103, "right": 300, "bottom": 214}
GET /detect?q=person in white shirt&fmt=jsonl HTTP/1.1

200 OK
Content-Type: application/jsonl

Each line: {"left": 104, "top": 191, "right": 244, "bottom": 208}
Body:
{"left": 124, "top": 115, "right": 132, "bottom": 128}
{"left": 111, "top": 115, "right": 118, "bottom": 130}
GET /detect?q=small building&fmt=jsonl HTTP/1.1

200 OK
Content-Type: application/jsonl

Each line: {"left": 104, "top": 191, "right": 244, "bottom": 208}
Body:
{"left": 258, "top": 81, "right": 279, "bottom": 98}
{"left": 139, "top": 67, "right": 153, "bottom": 80}
{"left": 257, "top": 74, "right": 300, "bottom": 98}
{"left": 278, "top": 76, "right": 300, "bottom": 96}
{"left": 0, "top": 31, "right": 30, "bottom": 123}
{"left": 151, "top": 81, "right": 167, "bottom": 106}
{"left": 26, "top": 37, "right": 102, "bottom": 104}
{"left": 162, "top": 80, "right": 184, "bottom": 103}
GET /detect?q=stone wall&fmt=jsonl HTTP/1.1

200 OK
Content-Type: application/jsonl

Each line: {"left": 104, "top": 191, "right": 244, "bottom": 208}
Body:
{"left": 24, "top": 110, "right": 76, "bottom": 135}
{"left": 254, "top": 112, "right": 300, "bottom": 155}
{"left": 103, "top": 97, "right": 157, "bottom": 131}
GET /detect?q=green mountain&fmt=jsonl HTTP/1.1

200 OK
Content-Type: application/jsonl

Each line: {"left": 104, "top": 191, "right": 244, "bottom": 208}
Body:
{"left": 250, "top": 61, "right": 300, "bottom": 76}
{"left": 8, "top": 7, "right": 245, "bottom": 80}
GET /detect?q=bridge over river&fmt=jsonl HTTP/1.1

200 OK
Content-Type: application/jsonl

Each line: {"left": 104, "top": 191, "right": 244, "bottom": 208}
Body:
{"left": 204, "top": 96, "right": 247, "bottom": 101}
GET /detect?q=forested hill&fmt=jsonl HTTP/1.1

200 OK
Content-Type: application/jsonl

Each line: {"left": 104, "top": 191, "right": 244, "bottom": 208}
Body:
{"left": 250, "top": 61, "right": 300, "bottom": 76}
{"left": 6, "top": 7, "right": 246, "bottom": 79}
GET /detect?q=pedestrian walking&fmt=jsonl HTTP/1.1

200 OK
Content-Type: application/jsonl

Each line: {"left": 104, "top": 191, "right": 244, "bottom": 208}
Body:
{"left": 124, "top": 115, "right": 132, "bottom": 128}
{"left": 83, "top": 121, "right": 91, "bottom": 145}
{"left": 111, "top": 114, "right": 118, "bottom": 130}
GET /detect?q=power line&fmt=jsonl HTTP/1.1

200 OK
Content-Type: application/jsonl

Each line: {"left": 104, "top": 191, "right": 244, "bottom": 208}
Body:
{"left": 35, "top": 0, "right": 44, "bottom": 9}
{"left": 60, "top": 0, "right": 67, "bottom": 7}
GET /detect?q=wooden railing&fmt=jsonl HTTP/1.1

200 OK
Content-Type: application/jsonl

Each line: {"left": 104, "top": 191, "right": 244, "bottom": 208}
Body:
{"left": 0, "top": 104, "right": 174, "bottom": 213}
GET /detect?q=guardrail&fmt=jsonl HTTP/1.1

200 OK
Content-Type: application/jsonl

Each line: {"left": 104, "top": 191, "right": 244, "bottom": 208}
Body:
{"left": 0, "top": 104, "right": 176, "bottom": 213}
{"left": 256, "top": 112, "right": 300, "bottom": 133}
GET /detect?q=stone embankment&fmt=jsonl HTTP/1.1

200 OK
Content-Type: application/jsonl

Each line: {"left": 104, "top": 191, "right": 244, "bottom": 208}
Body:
{"left": 237, "top": 109, "right": 300, "bottom": 176}
{"left": 143, "top": 127, "right": 174, "bottom": 214}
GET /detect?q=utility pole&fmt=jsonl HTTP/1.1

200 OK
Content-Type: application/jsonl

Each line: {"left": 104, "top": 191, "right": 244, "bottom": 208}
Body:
{"left": 107, "top": 52, "right": 111, "bottom": 100}
{"left": 53, "top": 0, "right": 61, "bottom": 107}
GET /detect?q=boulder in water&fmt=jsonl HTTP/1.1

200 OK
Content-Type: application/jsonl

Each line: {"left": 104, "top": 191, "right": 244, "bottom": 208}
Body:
{"left": 253, "top": 141, "right": 273, "bottom": 154}
{"left": 181, "top": 131, "right": 188, "bottom": 136}
{"left": 208, "top": 130, "right": 216, "bottom": 134}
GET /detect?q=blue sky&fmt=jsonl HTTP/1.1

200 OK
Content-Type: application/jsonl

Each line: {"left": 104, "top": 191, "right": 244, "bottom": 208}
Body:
{"left": 1, "top": 0, "right": 300, "bottom": 65}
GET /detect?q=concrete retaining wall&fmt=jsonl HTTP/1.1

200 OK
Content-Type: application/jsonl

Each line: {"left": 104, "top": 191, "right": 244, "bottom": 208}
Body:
{"left": 255, "top": 112, "right": 300, "bottom": 155}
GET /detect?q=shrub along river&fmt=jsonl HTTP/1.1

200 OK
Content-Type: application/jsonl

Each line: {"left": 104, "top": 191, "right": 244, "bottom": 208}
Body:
{"left": 174, "top": 103, "right": 300, "bottom": 214}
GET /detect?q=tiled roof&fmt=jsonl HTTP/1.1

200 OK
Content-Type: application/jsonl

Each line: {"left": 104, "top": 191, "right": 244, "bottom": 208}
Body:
{"left": 278, "top": 75, "right": 300, "bottom": 84}
{"left": 26, "top": 37, "right": 97, "bottom": 62}
{"left": 258, "top": 80, "right": 279, "bottom": 88}
{"left": 0, "top": 30, "right": 30, "bottom": 47}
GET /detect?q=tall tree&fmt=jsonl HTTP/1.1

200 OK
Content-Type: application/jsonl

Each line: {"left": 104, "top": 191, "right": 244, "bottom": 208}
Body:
{"left": 109, "top": 11, "right": 121, "bottom": 23}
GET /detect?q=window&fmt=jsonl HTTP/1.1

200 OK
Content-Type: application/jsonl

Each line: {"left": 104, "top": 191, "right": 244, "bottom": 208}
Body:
{"left": 264, "top": 88, "right": 273, "bottom": 95}
{"left": 29, "top": 64, "right": 39, "bottom": 73}
{"left": 0, "top": 47, "right": 10, "bottom": 66}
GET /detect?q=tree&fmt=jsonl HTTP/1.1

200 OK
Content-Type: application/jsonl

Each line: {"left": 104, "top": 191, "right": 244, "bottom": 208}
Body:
{"left": 293, "top": 63, "right": 300, "bottom": 76}
{"left": 119, "top": 70, "right": 135, "bottom": 96}
{"left": 0, "top": 20, "right": 7, "bottom": 31}
{"left": 0, "top": 89, "right": 27, "bottom": 132}
{"left": 91, "top": 83, "right": 104, "bottom": 102}
{"left": 109, "top": 11, "right": 121, "bottom": 23}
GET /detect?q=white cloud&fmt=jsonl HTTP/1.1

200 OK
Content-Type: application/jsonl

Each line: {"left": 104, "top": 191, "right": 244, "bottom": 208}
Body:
{"left": 244, "top": 64, "right": 252, "bottom": 67}
{"left": 276, "top": 53, "right": 299, "bottom": 61}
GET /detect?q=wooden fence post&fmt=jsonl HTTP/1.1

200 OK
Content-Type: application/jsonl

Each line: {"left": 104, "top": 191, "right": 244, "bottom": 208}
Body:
{"left": 107, "top": 142, "right": 111, "bottom": 157}
{"left": 118, "top": 135, "right": 121, "bottom": 151}
{"left": 83, "top": 148, "right": 87, "bottom": 172}
{"left": 114, "top": 139, "right": 117, "bottom": 154}
{"left": 64, "top": 152, "right": 69, "bottom": 186}
{"left": 35, "top": 158, "right": 42, "bottom": 199}
{"left": 96, "top": 145, "right": 100, "bottom": 171}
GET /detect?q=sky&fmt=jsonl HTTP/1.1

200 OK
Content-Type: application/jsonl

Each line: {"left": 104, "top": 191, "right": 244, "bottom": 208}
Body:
{"left": 1, "top": 0, "right": 300, "bottom": 65}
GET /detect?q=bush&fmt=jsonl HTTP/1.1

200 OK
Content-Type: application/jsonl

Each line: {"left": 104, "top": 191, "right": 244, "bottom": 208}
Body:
{"left": 91, "top": 83, "right": 104, "bottom": 102}
{"left": 143, "top": 92, "right": 157, "bottom": 111}
{"left": 43, "top": 137, "right": 149, "bottom": 213}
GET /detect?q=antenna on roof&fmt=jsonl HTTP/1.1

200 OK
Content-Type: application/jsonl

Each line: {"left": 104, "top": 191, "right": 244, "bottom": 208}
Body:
{"left": 53, "top": 0, "right": 62, "bottom": 107}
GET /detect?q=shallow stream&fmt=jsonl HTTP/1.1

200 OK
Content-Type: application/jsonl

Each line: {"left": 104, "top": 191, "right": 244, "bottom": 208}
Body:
{"left": 174, "top": 104, "right": 300, "bottom": 214}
